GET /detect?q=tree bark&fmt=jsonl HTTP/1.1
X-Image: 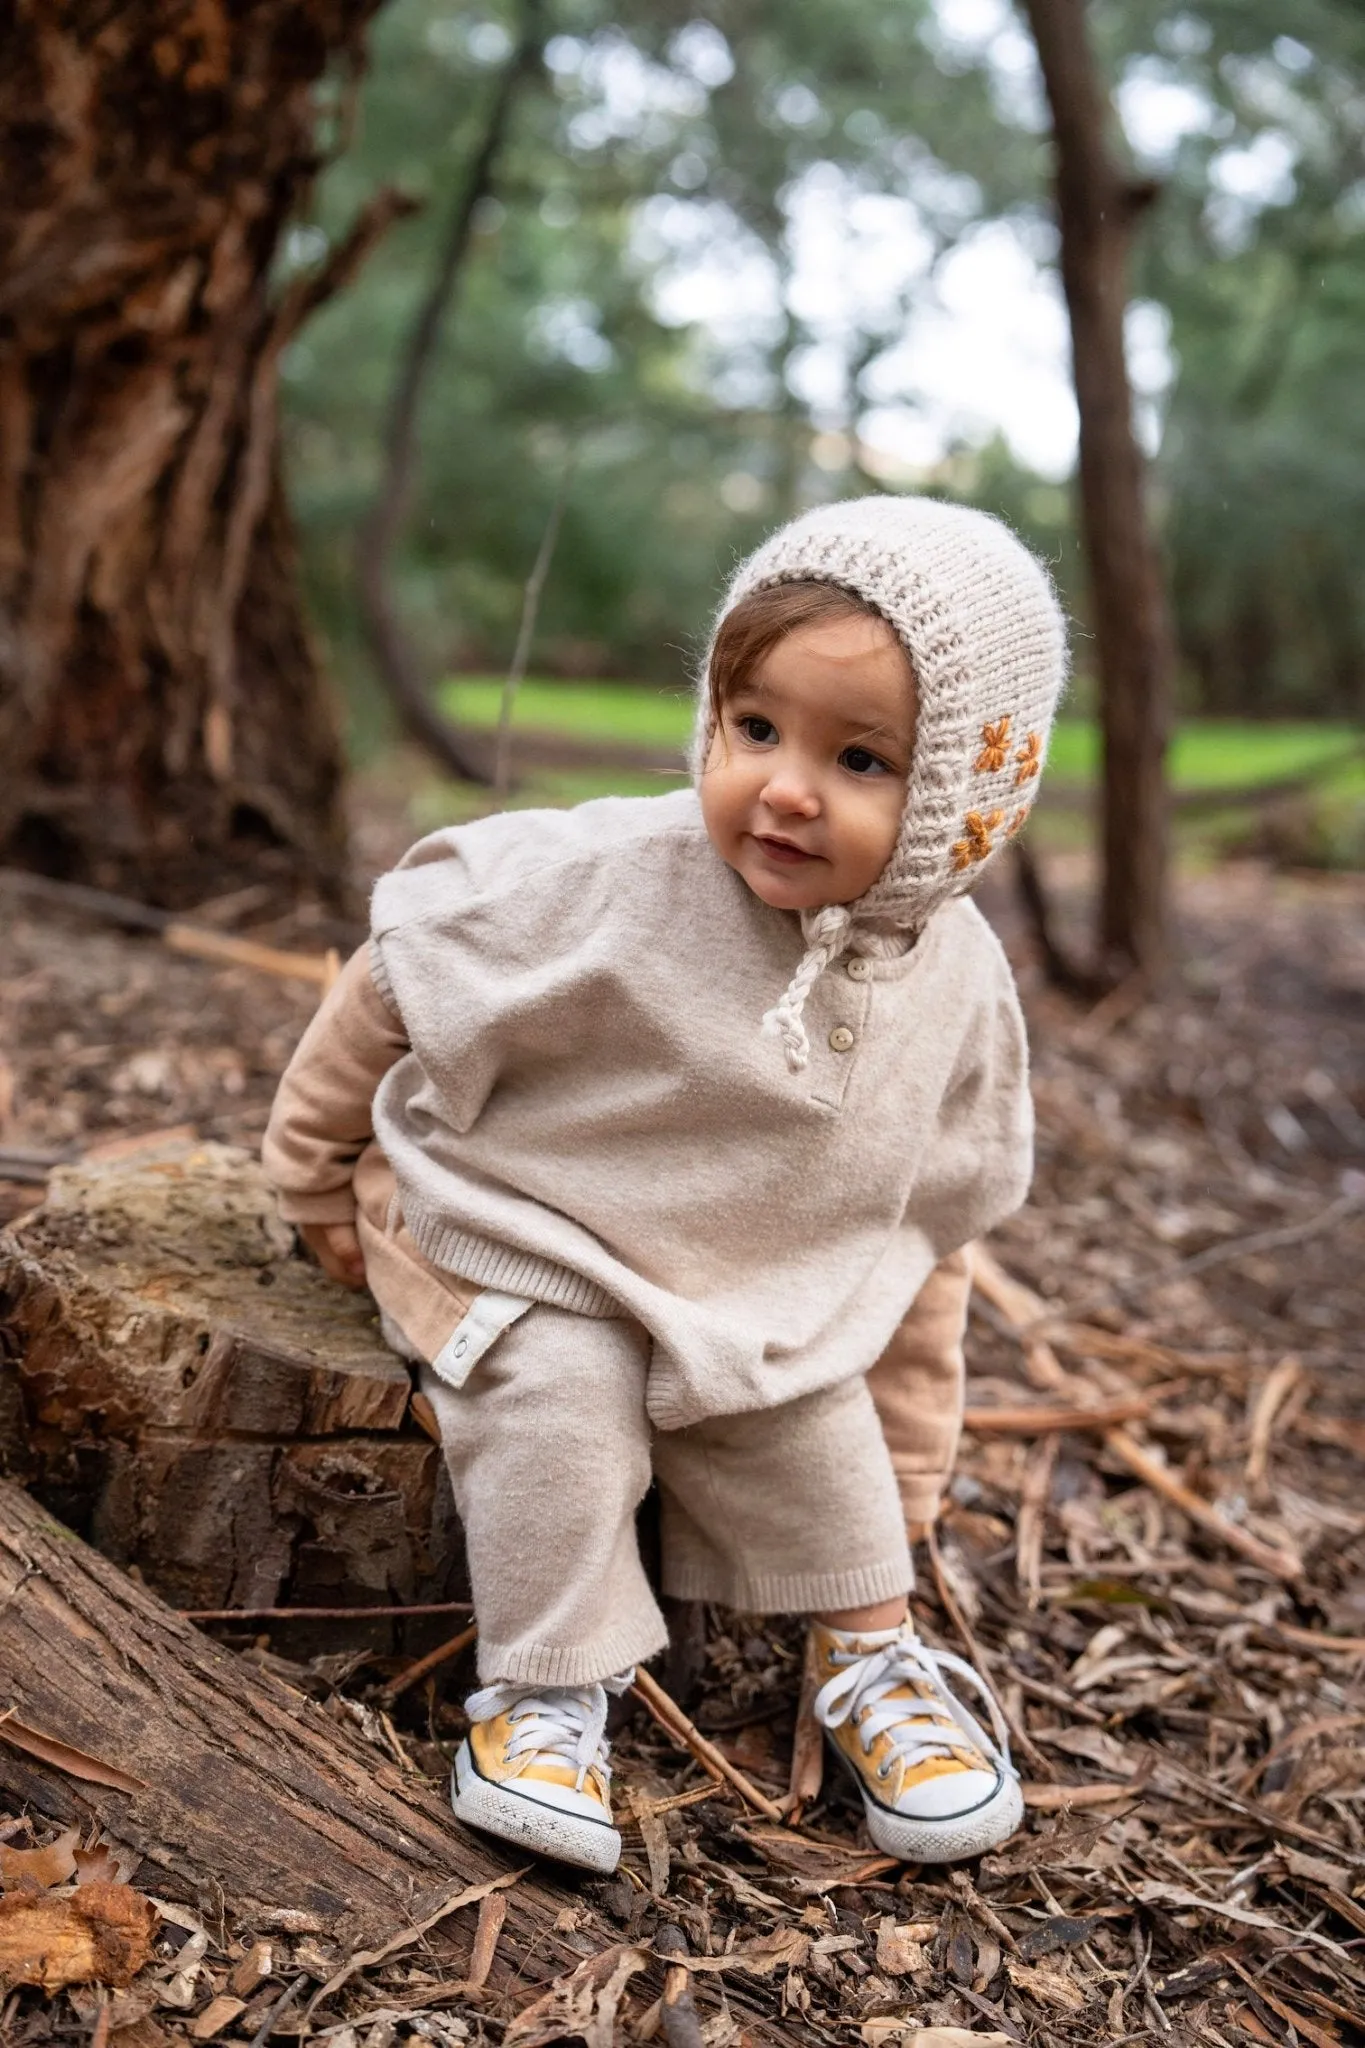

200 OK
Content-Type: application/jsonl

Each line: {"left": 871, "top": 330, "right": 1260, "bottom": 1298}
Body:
{"left": 0, "top": 1476, "right": 591, "bottom": 1967}
{"left": 1021, "top": 0, "right": 1175, "bottom": 984}
{"left": 356, "top": 0, "right": 545, "bottom": 785}
{"left": 0, "top": 2, "right": 391, "bottom": 909}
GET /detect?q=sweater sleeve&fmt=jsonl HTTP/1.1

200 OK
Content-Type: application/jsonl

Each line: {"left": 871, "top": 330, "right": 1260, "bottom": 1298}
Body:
{"left": 261, "top": 942, "right": 410, "bottom": 1226}
{"left": 866, "top": 1245, "right": 973, "bottom": 1527}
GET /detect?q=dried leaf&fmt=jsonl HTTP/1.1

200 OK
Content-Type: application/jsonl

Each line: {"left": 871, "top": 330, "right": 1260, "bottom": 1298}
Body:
{"left": 671, "top": 1927, "right": 812, "bottom": 1977}
{"left": 874, "top": 1916, "right": 930, "bottom": 1976}
{"left": 0, "top": 1711, "right": 148, "bottom": 1794}
{"left": 0, "top": 1884, "right": 158, "bottom": 1991}
{"left": 627, "top": 1787, "right": 671, "bottom": 1895}
{"left": 1133, "top": 1881, "right": 1354, "bottom": 1959}
{"left": 504, "top": 1945, "right": 649, "bottom": 2048}
{"left": 74, "top": 1841, "right": 139, "bottom": 1888}
{"left": 0, "top": 1826, "right": 78, "bottom": 1889}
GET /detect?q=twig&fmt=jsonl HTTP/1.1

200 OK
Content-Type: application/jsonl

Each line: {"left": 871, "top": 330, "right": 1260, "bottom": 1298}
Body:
{"left": 377, "top": 1622, "right": 478, "bottom": 1705}
{"left": 970, "top": 1245, "right": 1072, "bottom": 1392}
{"left": 964, "top": 1394, "right": 1154, "bottom": 1434}
{"left": 249, "top": 1973, "right": 308, "bottom": 2048}
{"left": 304, "top": 1868, "right": 527, "bottom": 2022}
{"left": 655, "top": 1924, "right": 706, "bottom": 2048}
{"left": 631, "top": 1667, "right": 785, "bottom": 1822}
{"left": 925, "top": 1525, "right": 1048, "bottom": 1775}
{"left": 181, "top": 1601, "right": 473, "bottom": 1622}
{"left": 1103, "top": 1427, "right": 1302, "bottom": 1581}
{"left": 460, "top": 1889, "right": 508, "bottom": 1996}
{"left": 1245, "top": 1354, "right": 1303, "bottom": 1491}
{"left": 786, "top": 1631, "right": 825, "bottom": 1821}
{"left": 0, "top": 869, "right": 340, "bottom": 987}
{"left": 495, "top": 450, "right": 577, "bottom": 797}
{"left": 1171, "top": 1191, "right": 1362, "bottom": 1280}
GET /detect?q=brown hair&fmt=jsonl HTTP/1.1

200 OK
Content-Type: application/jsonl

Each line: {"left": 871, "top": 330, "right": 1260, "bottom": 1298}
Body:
{"left": 706, "top": 580, "right": 897, "bottom": 735}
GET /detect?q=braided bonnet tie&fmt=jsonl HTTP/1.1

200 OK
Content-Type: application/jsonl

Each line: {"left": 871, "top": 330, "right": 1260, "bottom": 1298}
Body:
{"left": 763, "top": 906, "right": 907, "bottom": 1072}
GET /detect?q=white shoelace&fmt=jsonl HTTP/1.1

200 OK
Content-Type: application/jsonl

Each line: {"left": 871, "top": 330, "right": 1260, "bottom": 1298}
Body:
{"left": 812, "top": 1633, "right": 1016, "bottom": 1785}
{"left": 465, "top": 1673, "right": 633, "bottom": 1793}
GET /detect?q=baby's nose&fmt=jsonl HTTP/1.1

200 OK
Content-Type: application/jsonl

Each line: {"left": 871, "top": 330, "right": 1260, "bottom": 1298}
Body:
{"left": 761, "top": 767, "right": 821, "bottom": 817}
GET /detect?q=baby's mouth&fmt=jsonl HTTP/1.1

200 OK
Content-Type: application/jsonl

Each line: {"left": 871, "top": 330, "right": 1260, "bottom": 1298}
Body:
{"left": 753, "top": 834, "right": 819, "bottom": 865}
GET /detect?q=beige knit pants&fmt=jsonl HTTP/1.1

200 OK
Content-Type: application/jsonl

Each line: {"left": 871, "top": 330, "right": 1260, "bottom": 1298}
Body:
{"left": 418, "top": 1301, "right": 912, "bottom": 1687}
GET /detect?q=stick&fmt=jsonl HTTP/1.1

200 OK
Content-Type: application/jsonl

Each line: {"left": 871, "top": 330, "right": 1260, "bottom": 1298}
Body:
{"left": 494, "top": 450, "right": 577, "bottom": 798}
{"left": 655, "top": 1925, "right": 706, "bottom": 2048}
{"left": 970, "top": 1245, "right": 1071, "bottom": 1391}
{"left": 0, "top": 868, "right": 340, "bottom": 988}
{"left": 926, "top": 1526, "right": 1048, "bottom": 1776}
{"left": 785, "top": 1632, "right": 825, "bottom": 1820}
{"left": 304, "top": 1868, "right": 527, "bottom": 2022}
{"left": 963, "top": 1394, "right": 1154, "bottom": 1434}
{"left": 1103, "top": 1427, "right": 1302, "bottom": 1581}
{"left": 631, "top": 1668, "right": 785, "bottom": 1823}
{"left": 377, "top": 1623, "right": 478, "bottom": 1706}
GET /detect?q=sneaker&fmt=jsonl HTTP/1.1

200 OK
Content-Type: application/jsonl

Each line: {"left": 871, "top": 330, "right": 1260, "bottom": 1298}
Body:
{"left": 451, "top": 1677, "right": 628, "bottom": 1873}
{"left": 810, "top": 1622, "right": 1023, "bottom": 1863}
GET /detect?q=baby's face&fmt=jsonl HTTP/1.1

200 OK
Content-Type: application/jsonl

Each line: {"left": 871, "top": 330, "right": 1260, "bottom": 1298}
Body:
{"left": 700, "top": 613, "right": 916, "bottom": 913}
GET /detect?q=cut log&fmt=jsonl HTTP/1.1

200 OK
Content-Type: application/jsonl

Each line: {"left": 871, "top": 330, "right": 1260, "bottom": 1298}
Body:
{"left": 0, "top": 1137, "right": 463, "bottom": 1635}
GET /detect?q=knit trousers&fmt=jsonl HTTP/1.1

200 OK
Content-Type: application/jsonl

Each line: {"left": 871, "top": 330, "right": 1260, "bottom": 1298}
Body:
{"left": 417, "top": 1302, "right": 913, "bottom": 1688}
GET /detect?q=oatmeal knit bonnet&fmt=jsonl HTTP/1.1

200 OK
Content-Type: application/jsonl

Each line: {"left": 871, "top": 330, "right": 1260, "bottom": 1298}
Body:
{"left": 694, "top": 495, "right": 1068, "bottom": 1071}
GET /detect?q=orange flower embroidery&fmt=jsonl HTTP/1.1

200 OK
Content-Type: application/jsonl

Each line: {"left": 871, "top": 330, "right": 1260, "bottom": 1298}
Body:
{"left": 974, "top": 716, "right": 1012, "bottom": 774}
{"left": 1014, "top": 732, "right": 1042, "bottom": 786}
{"left": 1005, "top": 805, "right": 1030, "bottom": 839}
{"left": 951, "top": 809, "right": 1005, "bottom": 871}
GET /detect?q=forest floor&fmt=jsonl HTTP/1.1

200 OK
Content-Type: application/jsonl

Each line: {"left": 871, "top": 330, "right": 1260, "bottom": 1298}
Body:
{"left": 1, "top": 783, "right": 1363, "bottom": 2048}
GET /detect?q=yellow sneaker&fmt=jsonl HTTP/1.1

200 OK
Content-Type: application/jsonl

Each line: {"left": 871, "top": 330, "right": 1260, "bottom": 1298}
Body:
{"left": 452, "top": 1679, "right": 626, "bottom": 1873}
{"left": 810, "top": 1622, "right": 1022, "bottom": 1863}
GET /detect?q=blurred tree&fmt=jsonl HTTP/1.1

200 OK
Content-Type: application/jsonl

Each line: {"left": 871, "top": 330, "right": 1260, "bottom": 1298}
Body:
{"left": 0, "top": 0, "right": 395, "bottom": 906}
{"left": 1022, "top": 0, "right": 1175, "bottom": 985}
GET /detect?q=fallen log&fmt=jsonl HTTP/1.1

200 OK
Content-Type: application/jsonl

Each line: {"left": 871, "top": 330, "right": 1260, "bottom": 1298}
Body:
{"left": 0, "top": 1484, "right": 799, "bottom": 2040}
{"left": 0, "top": 1478, "right": 496, "bottom": 1944}
{"left": 0, "top": 1137, "right": 463, "bottom": 1638}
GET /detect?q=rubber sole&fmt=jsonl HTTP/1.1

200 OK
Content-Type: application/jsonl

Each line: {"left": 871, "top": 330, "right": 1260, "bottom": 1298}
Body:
{"left": 830, "top": 1743, "right": 1025, "bottom": 1863}
{"left": 451, "top": 1741, "right": 622, "bottom": 1874}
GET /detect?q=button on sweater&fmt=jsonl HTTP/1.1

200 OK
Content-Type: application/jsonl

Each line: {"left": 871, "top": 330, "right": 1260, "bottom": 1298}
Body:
{"left": 349, "top": 787, "right": 1030, "bottom": 1432}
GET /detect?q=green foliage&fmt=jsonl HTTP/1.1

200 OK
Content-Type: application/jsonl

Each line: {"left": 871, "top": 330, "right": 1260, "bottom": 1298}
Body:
{"left": 282, "top": 0, "right": 1365, "bottom": 752}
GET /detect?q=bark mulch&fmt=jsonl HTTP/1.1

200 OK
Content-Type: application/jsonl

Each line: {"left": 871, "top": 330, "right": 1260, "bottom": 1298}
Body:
{"left": 0, "top": 846, "right": 1362, "bottom": 2048}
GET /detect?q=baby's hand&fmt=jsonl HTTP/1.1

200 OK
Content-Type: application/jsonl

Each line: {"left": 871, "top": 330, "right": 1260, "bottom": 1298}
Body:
{"left": 300, "top": 1221, "right": 367, "bottom": 1290}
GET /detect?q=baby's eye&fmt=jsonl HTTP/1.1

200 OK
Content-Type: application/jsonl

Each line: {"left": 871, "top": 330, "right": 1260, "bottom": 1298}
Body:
{"left": 736, "top": 714, "right": 778, "bottom": 746}
{"left": 841, "top": 745, "right": 892, "bottom": 776}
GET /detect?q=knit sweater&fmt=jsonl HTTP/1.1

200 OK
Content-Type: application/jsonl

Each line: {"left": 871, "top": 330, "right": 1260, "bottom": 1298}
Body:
{"left": 309, "top": 787, "right": 1033, "bottom": 1432}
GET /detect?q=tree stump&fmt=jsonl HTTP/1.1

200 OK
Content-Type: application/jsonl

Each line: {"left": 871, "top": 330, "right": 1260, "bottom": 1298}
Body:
{"left": 0, "top": 1137, "right": 463, "bottom": 1643}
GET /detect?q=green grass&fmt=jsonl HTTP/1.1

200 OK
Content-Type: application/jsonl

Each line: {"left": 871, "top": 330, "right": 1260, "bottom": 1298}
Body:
{"left": 441, "top": 675, "right": 1360, "bottom": 794}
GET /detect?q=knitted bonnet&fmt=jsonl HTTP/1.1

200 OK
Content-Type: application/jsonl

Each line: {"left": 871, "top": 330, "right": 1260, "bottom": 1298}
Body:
{"left": 694, "top": 494, "right": 1068, "bottom": 1070}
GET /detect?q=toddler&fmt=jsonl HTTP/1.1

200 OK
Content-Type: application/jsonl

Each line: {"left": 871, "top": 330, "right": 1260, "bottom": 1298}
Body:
{"left": 263, "top": 494, "right": 1066, "bottom": 1874}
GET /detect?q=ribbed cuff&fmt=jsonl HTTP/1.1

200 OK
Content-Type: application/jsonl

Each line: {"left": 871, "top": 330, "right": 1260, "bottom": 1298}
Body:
{"left": 477, "top": 1615, "right": 667, "bottom": 1689}
{"left": 662, "top": 1554, "right": 912, "bottom": 1614}
{"left": 405, "top": 1209, "right": 620, "bottom": 1319}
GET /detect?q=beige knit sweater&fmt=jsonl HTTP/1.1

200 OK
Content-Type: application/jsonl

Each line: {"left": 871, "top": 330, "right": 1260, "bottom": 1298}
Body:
{"left": 264, "top": 789, "right": 1031, "bottom": 1446}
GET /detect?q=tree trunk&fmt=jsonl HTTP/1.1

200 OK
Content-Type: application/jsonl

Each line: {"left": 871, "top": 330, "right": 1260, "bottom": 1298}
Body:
{"left": 0, "top": 1136, "right": 465, "bottom": 1645}
{"left": 356, "top": 0, "right": 544, "bottom": 786}
{"left": 1021, "top": 0, "right": 1175, "bottom": 984}
{"left": 0, "top": 2, "right": 390, "bottom": 909}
